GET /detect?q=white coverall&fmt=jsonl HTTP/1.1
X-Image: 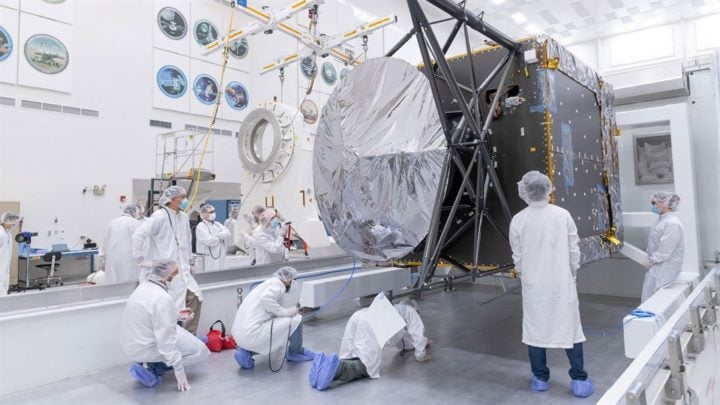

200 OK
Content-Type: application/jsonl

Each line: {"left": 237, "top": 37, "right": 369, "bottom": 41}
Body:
{"left": 509, "top": 201, "right": 585, "bottom": 349}
{"left": 132, "top": 207, "right": 202, "bottom": 311}
{"left": 0, "top": 228, "right": 11, "bottom": 296}
{"left": 641, "top": 212, "right": 684, "bottom": 302}
{"left": 231, "top": 277, "right": 301, "bottom": 354}
{"left": 100, "top": 215, "right": 142, "bottom": 283}
{"left": 339, "top": 303, "right": 428, "bottom": 378}
{"left": 195, "top": 220, "right": 231, "bottom": 271}
{"left": 253, "top": 226, "right": 289, "bottom": 265}
{"left": 223, "top": 218, "right": 236, "bottom": 248}
{"left": 121, "top": 281, "right": 209, "bottom": 368}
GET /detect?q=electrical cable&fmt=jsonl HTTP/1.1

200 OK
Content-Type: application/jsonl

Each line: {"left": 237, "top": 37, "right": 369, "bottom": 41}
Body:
{"left": 186, "top": 6, "right": 236, "bottom": 210}
{"left": 268, "top": 316, "right": 293, "bottom": 372}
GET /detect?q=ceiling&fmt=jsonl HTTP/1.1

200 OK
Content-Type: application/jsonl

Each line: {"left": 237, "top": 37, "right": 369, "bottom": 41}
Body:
{"left": 353, "top": 0, "right": 720, "bottom": 46}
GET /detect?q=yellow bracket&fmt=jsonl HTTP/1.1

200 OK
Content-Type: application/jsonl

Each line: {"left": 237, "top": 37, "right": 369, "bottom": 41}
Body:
{"left": 603, "top": 227, "right": 622, "bottom": 246}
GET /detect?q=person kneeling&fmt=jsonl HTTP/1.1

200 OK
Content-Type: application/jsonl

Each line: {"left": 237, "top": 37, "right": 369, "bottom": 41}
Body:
{"left": 310, "top": 298, "right": 430, "bottom": 391}
{"left": 231, "top": 266, "right": 315, "bottom": 369}
{"left": 120, "top": 259, "right": 210, "bottom": 391}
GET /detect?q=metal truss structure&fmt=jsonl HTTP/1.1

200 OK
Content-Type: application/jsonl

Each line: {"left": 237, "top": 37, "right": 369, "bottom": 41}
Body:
{"left": 386, "top": 0, "right": 522, "bottom": 295}
{"left": 207, "top": 0, "right": 397, "bottom": 75}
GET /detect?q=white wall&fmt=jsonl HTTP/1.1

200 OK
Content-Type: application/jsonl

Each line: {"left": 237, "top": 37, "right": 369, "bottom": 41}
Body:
{"left": 0, "top": 0, "right": 395, "bottom": 251}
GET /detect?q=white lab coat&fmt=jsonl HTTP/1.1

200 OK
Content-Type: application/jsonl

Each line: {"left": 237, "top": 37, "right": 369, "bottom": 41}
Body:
{"left": 231, "top": 277, "right": 301, "bottom": 354}
{"left": 642, "top": 212, "right": 684, "bottom": 302}
{"left": 509, "top": 201, "right": 585, "bottom": 349}
{"left": 100, "top": 215, "right": 142, "bottom": 284}
{"left": 121, "top": 281, "right": 209, "bottom": 368}
{"left": 132, "top": 207, "right": 202, "bottom": 311}
{"left": 0, "top": 228, "right": 11, "bottom": 296}
{"left": 339, "top": 303, "right": 428, "bottom": 378}
{"left": 253, "top": 226, "right": 289, "bottom": 265}
{"left": 195, "top": 220, "right": 231, "bottom": 271}
{"left": 223, "top": 218, "right": 236, "bottom": 248}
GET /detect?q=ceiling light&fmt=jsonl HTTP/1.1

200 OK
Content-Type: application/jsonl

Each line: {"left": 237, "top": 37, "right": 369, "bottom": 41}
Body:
{"left": 492, "top": 0, "right": 506, "bottom": 4}
{"left": 511, "top": 13, "right": 527, "bottom": 24}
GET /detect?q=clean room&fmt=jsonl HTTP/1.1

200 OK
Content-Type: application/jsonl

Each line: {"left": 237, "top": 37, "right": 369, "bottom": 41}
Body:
{"left": 1, "top": 0, "right": 720, "bottom": 403}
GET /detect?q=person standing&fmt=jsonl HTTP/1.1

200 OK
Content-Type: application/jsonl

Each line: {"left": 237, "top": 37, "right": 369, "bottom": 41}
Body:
{"left": 509, "top": 171, "right": 593, "bottom": 398}
{"left": 224, "top": 207, "right": 239, "bottom": 255}
{"left": 132, "top": 186, "right": 203, "bottom": 335}
{"left": 100, "top": 203, "right": 144, "bottom": 283}
{"left": 0, "top": 212, "right": 20, "bottom": 296}
{"left": 253, "top": 209, "right": 289, "bottom": 265}
{"left": 195, "top": 203, "right": 231, "bottom": 271}
{"left": 641, "top": 192, "right": 684, "bottom": 302}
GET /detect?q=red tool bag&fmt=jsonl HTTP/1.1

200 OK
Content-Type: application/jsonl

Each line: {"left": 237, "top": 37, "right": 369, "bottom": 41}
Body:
{"left": 205, "top": 320, "right": 237, "bottom": 352}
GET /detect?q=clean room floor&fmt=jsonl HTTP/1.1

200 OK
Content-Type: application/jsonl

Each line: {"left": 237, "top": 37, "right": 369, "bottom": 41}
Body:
{"left": 0, "top": 281, "right": 637, "bottom": 404}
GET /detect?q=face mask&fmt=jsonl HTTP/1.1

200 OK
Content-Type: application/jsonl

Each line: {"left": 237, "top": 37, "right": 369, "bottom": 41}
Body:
{"left": 651, "top": 205, "right": 661, "bottom": 215}
{"left": 179, "top": 198, "right": 189, "bottom": 210}
{"left": 271, "top": 218, "right": 282, "bottom": 230}
{"left": 207, "top": 213, "right": 216, "bottom": 221}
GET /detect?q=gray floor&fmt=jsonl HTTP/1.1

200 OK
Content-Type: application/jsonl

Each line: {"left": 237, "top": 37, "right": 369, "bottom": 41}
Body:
{"left": 0, "top": 281, "right": 637, "bottom": 405}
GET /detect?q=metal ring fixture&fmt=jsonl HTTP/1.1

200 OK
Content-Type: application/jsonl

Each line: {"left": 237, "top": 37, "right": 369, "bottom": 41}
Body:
{"left": 237, "top": 104, "right": 295, "bottom": 183}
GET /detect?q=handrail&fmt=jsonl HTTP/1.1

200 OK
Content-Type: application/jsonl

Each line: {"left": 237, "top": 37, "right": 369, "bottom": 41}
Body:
{"left": 599, "top": 267, "right": 716, "bottom": 403}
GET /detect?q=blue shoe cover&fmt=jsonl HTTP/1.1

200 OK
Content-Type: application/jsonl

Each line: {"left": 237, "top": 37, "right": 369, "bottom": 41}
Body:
{"left": 234, "top": 348, "right": 255, "bottom": 369}
{"left": 129, "top": 364, "right": 161, "bottom": 388}
{"left": 531, "top": 376, "right": 550, "bottom": 392}
{"left": 200, "top": 335, "right": 209, "bottom": 344}
{"left": 316, "top": 353, "right": 340, "bottom": 391}
{"left": 571, "top": 379, "right": 594, "bottom": 398}
{"left": 287, "top": 347, "right": 316, "bottom": 362}
{"left": 309, "top": 353, "right": 326, "bottom": 388}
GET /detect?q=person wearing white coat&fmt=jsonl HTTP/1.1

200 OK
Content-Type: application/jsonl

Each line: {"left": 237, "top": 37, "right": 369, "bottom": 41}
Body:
{"left": 121, "top": 259, "right": 209, "bottom": 391}
{"left": 195, "top": 204, "right": 231, "bottom": 271}
{"left": 231, "top": 266, "right": 315, "bottom": 369}
{"left": 0, "top": 212, "right": 20, "bottom": 296}
{"left": 223, "top": 208, "right": 239, "bottom": 255}
{"left": 509, "top": 171, "right": 593, "bottom": 398}
{"left": 309, "top": 299, "right": 431, "bottom": 391}
{"left": 253, "top": 209, "right": 289, "bottom": 265}
{"left": 641, "top": 192, "right": 684, "bottom": 302}
{"left": 99, "top": 203, "right": 144, "bottom": 283}
{"left": 132, "top": 186, "right": 203, "bottom": 335}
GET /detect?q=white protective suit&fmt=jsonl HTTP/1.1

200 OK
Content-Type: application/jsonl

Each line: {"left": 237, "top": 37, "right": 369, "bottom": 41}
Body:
{"left": 132, "top": 207, "right": 202, "bottom": 311}
{"left": 339, "top": 303, "right": 428, "bottom": 378}
{"left": 195, "top": 220, "right": 231, "bottom": 271}
{"left": 231, "top": 277, "right": 301, "bottom": 354}
{"left": 100, "top": 215, "right": 142, "bottom": 283}
{"left": 121, "top": 281, "right": 209, "bottom": 368}
{"left": 223, "top": 217, "right": 236, "bottom": 248}
{"left": 509, "top": 201, "right": 585, "bottom": 349}
{"left": 253, "top": 226, "right": 289, "bottom": 265}
{"left": 641, "top": 212, "right": 684, "bottom": 302}
{"left": 0, "top": 228, "right": 11, "bottom": 296}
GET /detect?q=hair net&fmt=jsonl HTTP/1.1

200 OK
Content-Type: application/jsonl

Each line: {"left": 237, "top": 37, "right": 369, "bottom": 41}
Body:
{"left": 517, "top": 171, "right": 552, "bottom": 204}
{"left": 158, "top": 185, "right": 186, "bottom": 207}
{"left": 199, "top": 204, "right": 215, "bottom": 214}
{"left": 653, "top": 192, "right": 680, "bottom": 211}
{"left": 150, "top": 259, "right": 178, "bottom": 279}
{"left": 0, "top": 212, "right": 20, "bottom": 224}
{"left": 123, "top": 203, "right": 143, "bottom": 218}
{"left": 274, "top": 266, "right": 297, "bottom": 283}
{"left": 252, "top": 205, "right": 265, "bottom": 219}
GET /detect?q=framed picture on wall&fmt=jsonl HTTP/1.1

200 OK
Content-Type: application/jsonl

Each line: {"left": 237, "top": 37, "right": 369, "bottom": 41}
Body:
{"left": 634, "top": 134, "right": 673, "bottom": 185}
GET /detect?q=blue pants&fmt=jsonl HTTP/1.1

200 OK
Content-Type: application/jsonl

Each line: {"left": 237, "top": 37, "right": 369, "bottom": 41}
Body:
{"left": 288, "top": 321, "right": 303, "bottom": 354}
{"left": 528, "top": 343, "right": 588, "bottom": 381}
